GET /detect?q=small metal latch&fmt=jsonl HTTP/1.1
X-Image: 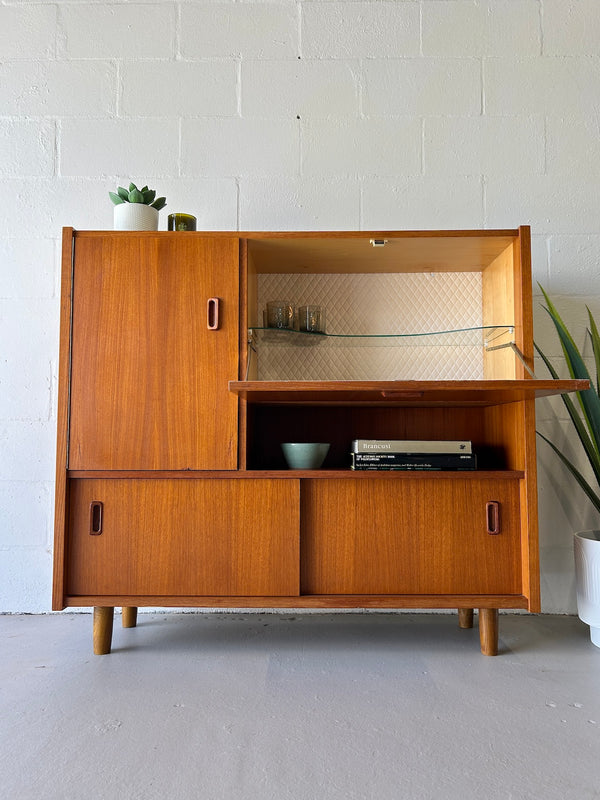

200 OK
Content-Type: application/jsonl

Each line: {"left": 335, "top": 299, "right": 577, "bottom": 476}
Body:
{"left": 369, "top": 239, "right": 388, "bottom": 247}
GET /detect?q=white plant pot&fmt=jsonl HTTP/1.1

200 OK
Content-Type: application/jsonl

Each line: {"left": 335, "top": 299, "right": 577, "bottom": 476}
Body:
{"left": 574, "top": 530, "right": 600, "bottom": 647}
{"left": 113, "top": 203, "right": 159, "bottom": 231}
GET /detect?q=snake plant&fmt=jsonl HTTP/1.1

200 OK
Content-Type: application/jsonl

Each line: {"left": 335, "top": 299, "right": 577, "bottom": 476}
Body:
{"left": 535, "top": 285, "right": 600, "bottom": 514}
{"left": 109, "top": 182, "right": 166, "bottom": 211}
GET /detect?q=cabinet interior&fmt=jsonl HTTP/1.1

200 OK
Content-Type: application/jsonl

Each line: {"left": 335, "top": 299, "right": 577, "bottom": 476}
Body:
{"left": 241, "top": 231, "right": 527, "bottom": 473}
{"left": 244, "top": 233, "right": 523, "bottom": 383}
{"left": 245, "top": 403, "right": 526, "bottom": 472}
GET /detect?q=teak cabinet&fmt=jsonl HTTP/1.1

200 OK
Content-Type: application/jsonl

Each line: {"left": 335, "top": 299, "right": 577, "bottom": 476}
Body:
{"left": 53, "top": 227, "right": 586, "bottom": 656}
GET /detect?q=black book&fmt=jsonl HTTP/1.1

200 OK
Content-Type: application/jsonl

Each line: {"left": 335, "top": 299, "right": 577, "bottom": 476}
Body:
{"left": 350, "top": 452, "right": 477, "bottom": 470}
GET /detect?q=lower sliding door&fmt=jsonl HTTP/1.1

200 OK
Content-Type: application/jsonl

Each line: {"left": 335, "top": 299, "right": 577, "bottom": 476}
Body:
{"left": 67, "top": 478, "right": 300, "bottom": 597}
{"left": 301, "top": 477, "right": 522, "bottom": 595}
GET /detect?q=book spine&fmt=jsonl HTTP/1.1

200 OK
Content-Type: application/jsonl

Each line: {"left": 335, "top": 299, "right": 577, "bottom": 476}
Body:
{"left": 351, "top": 439, "right": 472, "bottom": 454}
{"left": 350, "top": 453, "right": 477, "bottom": 470}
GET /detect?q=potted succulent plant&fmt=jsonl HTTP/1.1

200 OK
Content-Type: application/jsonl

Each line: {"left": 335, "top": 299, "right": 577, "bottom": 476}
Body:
{"left": 535, "top": 286, "right": 600, "bottom": 647}
{"left": 109, "top": 182, "right": 167, "bottom": 231}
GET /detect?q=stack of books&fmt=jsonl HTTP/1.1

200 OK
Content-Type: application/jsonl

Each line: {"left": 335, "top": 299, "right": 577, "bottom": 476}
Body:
{"left": 350, "top": 439, "right": 476, "bottom": 471}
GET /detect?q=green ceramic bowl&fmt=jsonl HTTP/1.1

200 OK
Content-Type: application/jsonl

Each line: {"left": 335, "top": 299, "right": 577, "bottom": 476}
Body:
{"left": 281, "top": 442, "right": 330, "bottom": 470}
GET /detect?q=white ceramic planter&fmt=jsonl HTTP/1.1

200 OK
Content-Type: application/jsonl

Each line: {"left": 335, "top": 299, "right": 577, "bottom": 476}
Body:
{"left": 574, "top": 530, "right": 600, "bottom": 647}
{"left": 114, "top": 203, "right": 159, "bottom": 231}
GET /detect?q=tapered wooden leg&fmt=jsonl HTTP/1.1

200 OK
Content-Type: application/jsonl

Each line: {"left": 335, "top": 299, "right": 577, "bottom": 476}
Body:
{"left": 479, "top": 608, "right": 499, "bottom": 656}
{"left": 93, "top": 607, "right": 114, "bottom": 655}
{"left": 458, "top": 608, "right": 474, "bottom": 629}
{"left": 122, "top": 607, "right": 138, "bottom": 628}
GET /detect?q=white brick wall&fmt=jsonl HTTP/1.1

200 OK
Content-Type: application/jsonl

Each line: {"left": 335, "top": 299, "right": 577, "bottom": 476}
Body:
{"left": 241, "top": 60, "right": 360, "bottom": 117}
{"left": 301, "top": 2, "right": 420, "bottom": 58}
{"left": 1, "top": 0, "right": 599, "bottom": 613}
{"left": 58, "top": 5, "right": 176, "bottom": 60}
{"left": 121, "top": 61, "right": 239, "bottom": 117}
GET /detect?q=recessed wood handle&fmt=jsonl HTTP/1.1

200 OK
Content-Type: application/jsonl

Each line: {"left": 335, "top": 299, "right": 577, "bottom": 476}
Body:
{"left": 90, "top": 501, "right": 103, "bottom": 535}
{"left": 486, "top": 501, "right": 500, "bottom": 535}
{"left": 380, "top": 391, "right": 424, "bottom": 400}
{"left": 207, "top": 297, "right": 220, "bottom": 330}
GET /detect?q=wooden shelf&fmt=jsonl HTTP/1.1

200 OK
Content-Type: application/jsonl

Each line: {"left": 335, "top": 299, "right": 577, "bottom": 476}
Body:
{"left": 67, "top": 469, "right": 525, "bottom": 480}
{"left": 64, "top": 594, "right": 530, "bottom": 610}
{"left": 230, "top": 379, "right": 589, "bottom": 405}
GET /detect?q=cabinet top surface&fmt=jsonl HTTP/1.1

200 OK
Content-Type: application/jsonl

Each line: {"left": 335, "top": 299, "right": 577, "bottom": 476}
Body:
{"left": 67, "top": 227, "right": 526, "bottom": 274}
{"left": 70, "top": 228, "right": 522, "bottom": 238}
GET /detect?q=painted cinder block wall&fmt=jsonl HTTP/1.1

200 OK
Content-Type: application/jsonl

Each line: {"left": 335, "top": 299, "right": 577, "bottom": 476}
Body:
{"left": 1, "top": 0, "right": 599, "bottom": 613}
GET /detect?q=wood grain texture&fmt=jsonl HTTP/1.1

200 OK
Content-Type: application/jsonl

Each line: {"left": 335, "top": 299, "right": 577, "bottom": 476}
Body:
{"left": 246, "top": 232, "right": 519, "bottom": 274}
{"left": 52, "top": 228, "right": 74, "bottom": 610}
{"left": 484, "top": 401, "right": 540, "bottom": 610}
{"left": 121, "top": 607, "right": 138, "bottom": 628}
{"left": 479, "top": 607, "right": 499, "bottom": 656}
{"left": 482, "top": 241, "right": 516, "bottom": 379}
{"left": 93, "top": 607, "right": 114, "bottom": 655}
{"left": 230, "top": 379, "right": 588, "bottom": 405}
{"left": 67, "top": 479, "right": 300, "bottom": 596}
{"left": 238, "top": 237, "right": 250, "bottom": 468}
{"left": 483, "top": 401, "right": 526, "bottom": 472}
{"left": 69, "top": 234, "right": 239, "bottom": 470}
{"left": 65, "top": 594, "right": 530, "bottom": 609}
{"left": 515, "top": 225, "right": 534, "bottom": 373}
{"left": 458, "top": 608, "right": 474, "bottom": 628}
{"left": 67, "top": 469, "right": 525, "bottom": 480}
{"left": 301, "top": 478, "right": 522, "bottom": 595}
{"left": 520, "top": 398, "right": 541, "bottom": 611}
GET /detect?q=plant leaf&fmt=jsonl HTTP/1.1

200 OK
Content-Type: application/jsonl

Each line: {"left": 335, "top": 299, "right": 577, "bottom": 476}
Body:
{"left": 535, "top": 341, "right": 600, "bottom": 486}
{"left": 587, "top": 307, "right": 600, "bottom": 395}
{"left": 128, "top": 182, "right": 138, "bottom": 193}
{"left": 142, "top": 189, "right": 156, "bottom": 205}
{"left": 117, "top": 186, "right": 129, "bottom": 201}
{"left": 151, "top": 197, "right": 167, "bottom": 211}
{"left": 537, "top": 431, "right": 600, "bottom": 514}
{"left": 129, "top": 188, "right": 144, "bottom": 204}
{"left": 538, "top": 285, "right": 600, "bottom": 461}
{"left": 109, "top": 191, "right": 125, "bottom": 205}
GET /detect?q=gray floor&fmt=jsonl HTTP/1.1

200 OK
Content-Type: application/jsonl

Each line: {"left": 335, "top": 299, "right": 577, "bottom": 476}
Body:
{"left": 1, "top": 612, "right": 599, "bottom": 800}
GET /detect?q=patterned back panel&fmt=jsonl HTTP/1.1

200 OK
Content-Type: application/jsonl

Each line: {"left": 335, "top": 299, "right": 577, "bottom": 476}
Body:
{"left": 256, "top": 272, "right": 485, "bottom": 381}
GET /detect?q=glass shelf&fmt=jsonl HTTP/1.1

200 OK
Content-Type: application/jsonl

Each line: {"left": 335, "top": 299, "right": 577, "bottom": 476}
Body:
{"left": 248, "top": 325, "right": 514, "bottom": 349}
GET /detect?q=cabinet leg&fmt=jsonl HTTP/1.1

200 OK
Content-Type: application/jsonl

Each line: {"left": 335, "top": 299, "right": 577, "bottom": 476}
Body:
{"left": 479, "top": 608, "right": 499, "bottom": 656}
{"left": 458, "top": 608, "right": 474, "bottom": 629}
{"left": 93, "top": 607, "right": 114, "bottom": 655}
{"left": 122, "top": 607, "right": 138, "bottom": 628}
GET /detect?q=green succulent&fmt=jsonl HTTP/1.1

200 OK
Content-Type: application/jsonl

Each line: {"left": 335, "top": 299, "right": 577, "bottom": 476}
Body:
{"left": 109, "top": 182, "right": 167, "bottom": 211}
{"left": 535, "top": 285, "right": 600, "bottom": 514}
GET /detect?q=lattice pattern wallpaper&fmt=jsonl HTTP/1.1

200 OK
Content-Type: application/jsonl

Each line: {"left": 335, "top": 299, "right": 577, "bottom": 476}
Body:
{"left": 256, "top": 272, "right": 484, "bottom": 380}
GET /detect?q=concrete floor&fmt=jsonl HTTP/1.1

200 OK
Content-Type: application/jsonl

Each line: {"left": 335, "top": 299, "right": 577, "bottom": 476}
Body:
{"left": 1, "top": 612, "right": 599, "bottom": 800}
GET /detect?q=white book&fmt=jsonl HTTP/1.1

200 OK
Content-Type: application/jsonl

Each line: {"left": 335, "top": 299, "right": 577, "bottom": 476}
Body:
{"left": 351, "top": 439, "right": 472, "bottom": 454}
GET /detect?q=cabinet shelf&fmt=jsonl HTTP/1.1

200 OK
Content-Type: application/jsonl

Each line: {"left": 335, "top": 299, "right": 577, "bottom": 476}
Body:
{"left": 230, "top": 379, "right": 589, "bottom": 406}
{"left": 66, "top": 469, "right": 526, "bottom": 480}
{"left": 249, "top": 325, "right": 514, "bottom": 348}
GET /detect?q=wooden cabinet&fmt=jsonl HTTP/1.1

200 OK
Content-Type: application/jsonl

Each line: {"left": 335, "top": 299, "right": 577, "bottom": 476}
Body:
{"left": 53, "top": 227, "right": 587, "bottom": 656}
